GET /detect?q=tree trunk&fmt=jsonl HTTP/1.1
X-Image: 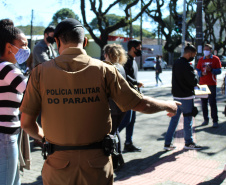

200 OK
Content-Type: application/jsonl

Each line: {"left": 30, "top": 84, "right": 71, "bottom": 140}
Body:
{"left": 100, "top": 33, "right": 108, "bottom": 60}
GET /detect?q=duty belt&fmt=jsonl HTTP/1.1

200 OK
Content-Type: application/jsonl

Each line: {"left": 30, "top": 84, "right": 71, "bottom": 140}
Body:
{"left": 42, "top": 135, "right": 119, "bottom": 160}
{"left": 42, "top": 141, "right": 103, "bottom": 159}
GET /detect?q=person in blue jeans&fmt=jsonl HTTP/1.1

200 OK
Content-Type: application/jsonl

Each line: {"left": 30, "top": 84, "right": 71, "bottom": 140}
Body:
{"left": 119, "top": 39, "right": 143, "bottom": 152}
{"left": 0, "top": 19, "right": 29, "bottom": 184}
{"left": 164, "top": 44, "right": 202, "bottom": 151}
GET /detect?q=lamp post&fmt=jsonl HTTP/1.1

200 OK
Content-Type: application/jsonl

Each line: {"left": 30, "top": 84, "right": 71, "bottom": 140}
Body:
{"left": 140, "top": 0, "right": 143, "bottom": 69}
{"left": 181, "top": 0, "right": 186, "bottom": 56}
{"left": 196, "top": 0, "right": 203, "bottom": 63}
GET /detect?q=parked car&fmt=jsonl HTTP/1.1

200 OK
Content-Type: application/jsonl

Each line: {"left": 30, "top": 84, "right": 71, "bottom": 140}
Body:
{"left": 143, "top": 57, "right": 167, "bottom": 70}
{"left": 218, "top": 56, "right": 226, "bottom": 68}
{"left": 143, "top": 57, "right": 156, "bottom": 70}
{"left": 154, "top": 60, "right": 167, "bottom": 69}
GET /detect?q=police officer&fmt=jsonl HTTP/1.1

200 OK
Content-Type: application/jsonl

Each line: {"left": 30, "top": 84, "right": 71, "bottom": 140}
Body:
{"left": 20, "top": 18, "right": 180, "bottom": 185}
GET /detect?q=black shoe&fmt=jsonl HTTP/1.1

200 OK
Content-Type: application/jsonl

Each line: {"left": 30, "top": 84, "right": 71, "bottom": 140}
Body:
{"left": 212, "top": 122, "right": 219, "bottom": 128}
{"left": 123, "top": 143, "right": 142, "bottom": 153}
{"left": 184, "top": 143, "right": 202, "bottom": 150}
{"left": 201, "top": 120, "right": 209, "bottom": 126}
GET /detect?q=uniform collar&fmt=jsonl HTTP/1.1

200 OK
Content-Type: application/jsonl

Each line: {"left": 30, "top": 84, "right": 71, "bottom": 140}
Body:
{"left": 61, "top": 47, "right": 87, "bottom": 56}
{"left": 203, "top": 54, "right": 213, "bottom": 60}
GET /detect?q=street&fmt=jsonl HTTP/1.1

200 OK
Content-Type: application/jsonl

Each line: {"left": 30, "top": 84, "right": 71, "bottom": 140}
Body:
{"left": 138, "top": 68, "right": 226, "bottom": 89}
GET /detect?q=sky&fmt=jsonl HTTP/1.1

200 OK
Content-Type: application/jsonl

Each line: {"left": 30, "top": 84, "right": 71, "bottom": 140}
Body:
{"left": 0, "top": 0, "right": 183, "bottom": 35}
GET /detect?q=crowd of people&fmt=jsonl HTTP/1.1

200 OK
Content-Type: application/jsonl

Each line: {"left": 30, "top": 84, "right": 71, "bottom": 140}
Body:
{"left": 0, "top": 17, "right": 224, "bottom": 185}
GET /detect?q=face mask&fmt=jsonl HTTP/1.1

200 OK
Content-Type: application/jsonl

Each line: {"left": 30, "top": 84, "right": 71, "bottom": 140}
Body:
{"left": 203, "top": 50, "right": 211, "bottom": 57}
{"left": 134, "top": 49, "right": 142, "bottom": 56}
{"left": 46, "top": 36, "right": 55, "bottom": 44}
{"left": 188, "top": 57, "right": 194, "bottom": 62}
{"left": 11, "top": 45, "right": 30, "bottom": 64}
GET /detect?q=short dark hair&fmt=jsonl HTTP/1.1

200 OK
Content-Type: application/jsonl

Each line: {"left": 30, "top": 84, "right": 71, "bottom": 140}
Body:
{"left": 44, "top": 26, "right": 55, "bottom": 35}
{"left": 54, "top": 18, "right": 84, "bottom": 44}
{"left": 127, "top": 39, "right": 141, "bottom": 51}
{"left": 184, "top": 43, "right": 197, "bottom": 54}
{"left": 0, "top": 19, "right": 23, "bottom": 56}
{"left": 204, "top": 43, "right": 212, "bottom": 50}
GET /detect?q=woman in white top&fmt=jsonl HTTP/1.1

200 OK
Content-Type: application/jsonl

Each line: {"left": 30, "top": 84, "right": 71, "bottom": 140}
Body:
{"left": 0, "top": 19, "right": 30, "bottom": 185}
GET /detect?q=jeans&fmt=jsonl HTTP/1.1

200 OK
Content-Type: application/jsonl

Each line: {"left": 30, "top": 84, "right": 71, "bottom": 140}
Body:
{"left": 118, "top": 110, "right": 136, "bottom": 144}
{"left": 0, "top": 133, "right": 20, "bottom": 185}
{"left": 165, "top": 99, "right": 194, "bottom": 145}
{"left": 156, "top": 72, "right": 162, "bottom": 84}
{"left": 201, "top": 85, "right": 218, "bottom": 122}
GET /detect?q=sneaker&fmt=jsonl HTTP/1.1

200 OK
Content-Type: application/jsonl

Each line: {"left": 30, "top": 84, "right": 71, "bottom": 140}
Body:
{"left": 155, "top": 84, "right": 158, "bottom": 87}
{"left": 201, "top": 120, "right": 209, "bottom": 126}
{"left": 184, "top": 143, "right": 202, "bottom": 150}
{"left": 164, "top": 144, "right": 176, "bottom": 151}
{"left": 212, "top": 122, "right": 219, "bottom": 128}
{"left": 123, "top": 143, "right": 142, "bottom": 153}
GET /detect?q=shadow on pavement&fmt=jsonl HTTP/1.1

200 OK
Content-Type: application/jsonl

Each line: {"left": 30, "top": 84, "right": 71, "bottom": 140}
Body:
{"left": 196, "top": 171, "right": 226, "bottom": 185}
{"left": 194, "top": 121, "right": 226, "bottom": 137}
{"left": 114, "top": 150, "right": 184, "bottom": 181}
{"left": 22, "top": 175, "right": 42, "bottom": 185}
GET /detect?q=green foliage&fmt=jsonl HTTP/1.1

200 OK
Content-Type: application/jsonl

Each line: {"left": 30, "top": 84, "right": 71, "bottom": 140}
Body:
{"left": 89, "top": 14, "right": 124, "bottom": 30}
{"left": 17, "top": 25, "right": 45, "bottom": 35}
{"left": 49, "top": 8, "right": 80, "bottom": 26}
{"left": 123, "top": 25, "right": 155, "bottom": 38}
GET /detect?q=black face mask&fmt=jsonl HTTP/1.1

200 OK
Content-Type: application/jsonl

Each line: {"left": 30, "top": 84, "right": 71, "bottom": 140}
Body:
{"left": 188, "top": 57, "right": 194, "bottom": 62}
{"left": 134, "top": 49, "right": 142, "bottom": 56}
{"left": 46, "top": 36, "right": 55, "bottom": 44}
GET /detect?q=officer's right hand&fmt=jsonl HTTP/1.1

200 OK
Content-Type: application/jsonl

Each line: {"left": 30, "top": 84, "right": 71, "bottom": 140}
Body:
{"left": 165, "top": 101, "right": 181, "bottom": 117}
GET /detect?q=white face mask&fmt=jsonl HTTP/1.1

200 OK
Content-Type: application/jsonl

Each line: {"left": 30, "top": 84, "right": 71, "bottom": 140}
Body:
{"left": 203, "top": 50, "right": 211, "bottom": 57}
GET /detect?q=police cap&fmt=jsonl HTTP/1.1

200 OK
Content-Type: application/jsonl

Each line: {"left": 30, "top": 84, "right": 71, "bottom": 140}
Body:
{"left": 54, "top": 18, "right": 83, "bottom": 38}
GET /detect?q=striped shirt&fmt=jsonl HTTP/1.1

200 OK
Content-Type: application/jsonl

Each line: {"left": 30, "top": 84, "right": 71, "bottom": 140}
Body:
{"left": 0, "top": 61, "right": 27, "bottom": 128}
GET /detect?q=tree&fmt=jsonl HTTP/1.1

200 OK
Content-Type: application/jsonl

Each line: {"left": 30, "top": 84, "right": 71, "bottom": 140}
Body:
{"left": 81, "top": 0, "right": 153, "bottom": 59}
{"left": 123, "top": 25, "right": 155, "bottom": 38}
{"left": 119, "top": 0, "right": 135, "bottom": 38}
{"left": 144, "top": 0, "right": 196, "bottom": 64}
{"left": 49, "top": 8, "right": 80, "bottom": 26}
{"left": 203, "top": 0, "right": 226, "bottom": 55}
{"left": 17, "top": 25, "right": 45, "bottom": 35}
{"left": 89, "top": 14, "right": 123, "bottom": 30}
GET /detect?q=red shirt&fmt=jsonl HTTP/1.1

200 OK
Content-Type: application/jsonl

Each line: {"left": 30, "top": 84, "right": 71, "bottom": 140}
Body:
{"left": 196, "top": 55, "right": 221, "bottom": 85}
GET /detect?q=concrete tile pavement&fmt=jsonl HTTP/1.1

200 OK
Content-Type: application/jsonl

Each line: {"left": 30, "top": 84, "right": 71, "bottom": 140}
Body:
{"left": 21, "top": 84, "right": 226, "bottom": 185}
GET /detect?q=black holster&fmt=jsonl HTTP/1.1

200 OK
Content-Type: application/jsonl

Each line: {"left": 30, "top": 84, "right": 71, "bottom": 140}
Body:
{"left": 183, "top": 106, "right": 199, "bottom": 117}
{"left": 102, "top": 135, "right": 118, "bottom": 157}
{"left": 42, "top": 141, "right": 54, "bottom": 160}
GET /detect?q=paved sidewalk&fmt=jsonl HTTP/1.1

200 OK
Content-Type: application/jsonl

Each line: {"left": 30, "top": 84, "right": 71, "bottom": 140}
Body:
{"left": 21, "top": 85, "right": 226, "bottom": 185}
